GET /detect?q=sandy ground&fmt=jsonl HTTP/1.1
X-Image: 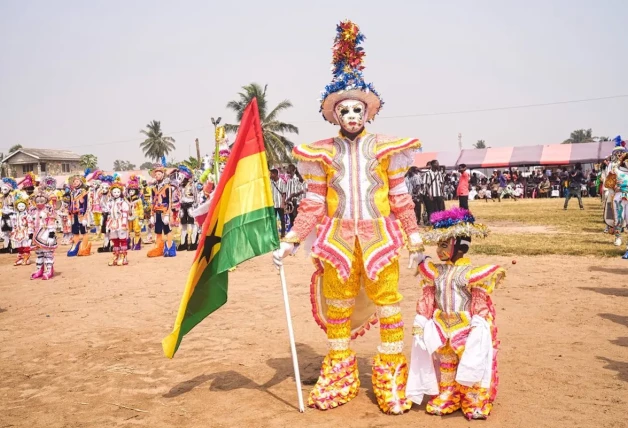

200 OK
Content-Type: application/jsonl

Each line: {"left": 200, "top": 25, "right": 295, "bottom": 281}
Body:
{"left": 1, "top": 245, "right": 627, "bottom": 428}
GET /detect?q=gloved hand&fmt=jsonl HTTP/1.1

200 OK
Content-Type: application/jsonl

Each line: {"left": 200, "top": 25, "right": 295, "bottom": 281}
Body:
{"left": 163, "top": 215, "right": 170, "bottom": 225}
{"left": 272, "top": 242, "right": 295, "bottom": 268}
{"left": 150, "top": 216, "right": 155, "bottom": 225}
{"left": 81, "top": 218, "right": 88, "bottom": 227}
{"left": 408, "top": 251, "right": 426, "bottom": 270}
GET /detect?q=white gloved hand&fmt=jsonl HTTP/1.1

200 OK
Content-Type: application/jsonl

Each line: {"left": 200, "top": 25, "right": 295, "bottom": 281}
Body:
{"left": 408, "top": 251, "right": 426, "bottom": 270}
{"left": 81, "top": 218, "right": 88, "bottom": 227}
{"left": 272, "top": 242, "right": 295, "bottom": 268}
{"left": 150, "top": 216, "right": 155, "bottom": 225}
{"left": 163, "top": 215, "right": 170, "bottom": 225}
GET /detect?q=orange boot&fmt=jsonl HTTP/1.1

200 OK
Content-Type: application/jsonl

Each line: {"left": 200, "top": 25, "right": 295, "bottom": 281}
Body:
{"left": 78, "top": 235, "right": 92, "bottom": 256}
{"left": 147, "top": 234, "right": 164, "bottom": 258}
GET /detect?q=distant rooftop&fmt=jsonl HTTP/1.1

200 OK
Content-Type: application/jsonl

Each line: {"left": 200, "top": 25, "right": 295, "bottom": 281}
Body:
{"left": 1, "top": 148, "right": 82, "bottom": 162}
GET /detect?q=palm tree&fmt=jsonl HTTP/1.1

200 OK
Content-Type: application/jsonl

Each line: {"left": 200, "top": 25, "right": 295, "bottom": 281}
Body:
{"left": 113, "top": 160, "right": 136, "bottom": 171}
{"left": 563, "top": 129, "right": 593, "bottom": 144}
{"left": 473, "top": 140, "right": 487, "bottom": 149}
{"left": 140, "top": 120, "right": 176, "bottom": 161}
{"left": 8, "top": 144, "right": 22, "bottom": 153}
{"left": 139, "top": 161, "right": 155, "bottom": 170}
{"left": 80, "top": 154, "right": 98, "bottom": 170}
{"left": 181, "top": 156, "right": 200, "bottom": 170}
{"left": 225, "top": 83, "right": 299, "bottom": 166}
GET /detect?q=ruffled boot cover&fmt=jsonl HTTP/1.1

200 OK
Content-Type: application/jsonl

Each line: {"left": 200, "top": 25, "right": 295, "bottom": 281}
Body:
{"left": 371, "top": 354, "right": 412, "bottom": 415}
{"left": 308, "top": 351, "right": 360, "bottom": 410}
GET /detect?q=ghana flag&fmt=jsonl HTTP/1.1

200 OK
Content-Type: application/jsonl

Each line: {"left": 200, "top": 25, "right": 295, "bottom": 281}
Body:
{"left": 162, "top": 98, "right": 279, "bottom": 358}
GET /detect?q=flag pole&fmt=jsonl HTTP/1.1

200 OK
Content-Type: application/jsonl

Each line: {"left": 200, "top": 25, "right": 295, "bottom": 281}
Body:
{"left": 278, "top": 265, "right": 305, "bottom": 412}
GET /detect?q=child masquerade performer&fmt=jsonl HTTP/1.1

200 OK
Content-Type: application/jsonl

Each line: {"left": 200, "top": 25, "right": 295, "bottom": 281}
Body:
{"left": 147, "top": 166, "right": 176, "bottom": 257}
{"left": 141, "top": 180, "right": 154, "bottom": 244}
{"left": 126, "top": 175, "right": 143, "bottom": 251}
{"left": 89, "top": 171, "right": 104, "bottom": 236}
{"left": 0, "top": 177, "right": 18, "bottom": 254}
{"left": 30, "top": 178, "right": 59, "bottom": 280}
{"left": 10, "top": 191, "right": 33, "bottom": 265}
{"left": 97, "top": 176, "right": 114, "bottom": 253}
{"left": 272, "top": 20, "right": 424, "bottom": 414}
{"left": 67, "top": 171, "right": 92, "bottom": 257}
{"left": 105, "top": 179, "right": 130, "bottom": 266}
{"left": 59, "top": 190, "right": 72, "bottom": 245}
{"left": 408, "top": 207, "right": 504, "bottom": 420}
{"left": 603, "top": 136, "right": 627, "bottom": 246}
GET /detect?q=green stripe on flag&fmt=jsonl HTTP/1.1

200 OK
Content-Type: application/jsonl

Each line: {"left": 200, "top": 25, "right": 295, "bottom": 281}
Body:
{"left": 170, "top": 206, "right": 279, "bottom": 355}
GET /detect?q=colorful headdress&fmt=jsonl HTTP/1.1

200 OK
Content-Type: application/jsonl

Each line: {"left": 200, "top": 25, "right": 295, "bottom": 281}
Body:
{"left": 68, "top": 174, "right": 86, "bottom": 188}
{"left": 320, "top": 20, "right": 382, "bottom": 125}
{"left": 13, "top": 191, "right": 30, "bottom": 207}
{"left": 100, "top": 174, "right": 115, "bottom": 186}
{"left": 423, "top": 207, "right": 489, "bottom": 243}
{"left": 177, "top": 165, "right": 193, "bottom": 180}
{"left": 126, "top": 174, "right": 140, "bottom": 190}
{"left": 149, "top": 164, "right": 166, "bottom": 178}
{"left": 1, "top": 177, "right": 18, "bottom": 191}
{"left": 41, "top": 176, "right": 57, "bottom": 191}
{"left": 17, "top": 172, "right": 36, "bottom": 190}
{"left": 110, "top": 177, "right": 125, "bottom": 193}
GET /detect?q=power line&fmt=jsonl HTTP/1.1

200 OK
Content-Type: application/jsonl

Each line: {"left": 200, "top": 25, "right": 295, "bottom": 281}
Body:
{"left": 1, "top": 94, "right": 626, "bottom": 151}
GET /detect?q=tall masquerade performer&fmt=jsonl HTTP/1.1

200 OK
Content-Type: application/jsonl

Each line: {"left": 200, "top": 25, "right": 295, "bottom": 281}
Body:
{"left": 212, "top": 125, "right": 231, "bottom": 183}
{"left": 605, "top": 151, "right": 628, "bottom": 259}
{"left": 408, "top": 207, "right": 503, "bottom": 420}
{"left": 147, "top": 166, "right": 176, "bottom": 257}
{"left": 176, "top": 165, "right": 197, "bottom": 251}
{"left": 603, "top": 136, "right": 627, "bottom": 246}
{"left": 10, "top": 191, "right": 33, "bottom": 265}
{"left": 272, "top": 21, "right": 424, "bottom": 414}
{"left": 67, "top": 171, "right": 92, "bottom": 257}
{"left": 30, "top": 178, "right": 59, "bottom": 280}
{"left": 0, "top": 177, "right": 18, "bottom": 254}
{"left": 168, "top": 170, "right": 181, "bottom": 229}
{"left": 126, "top": 175, "right": 143, "bottom": 251}
{"left": 105, "top": 179, "right": 130, "bottom": 266}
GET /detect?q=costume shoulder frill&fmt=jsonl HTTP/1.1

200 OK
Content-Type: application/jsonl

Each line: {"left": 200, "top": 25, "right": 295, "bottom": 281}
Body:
{"left": 467, "top": 265, "right": 506, "bottom": 294}
{"left": 417, "top": 259, "right": 439, "bottom": 285}
{"left": 374, "top": 135, "right": 421, "bottom": 162}
{"left": 293, "top": 138, "right": 336, "bottom": 166}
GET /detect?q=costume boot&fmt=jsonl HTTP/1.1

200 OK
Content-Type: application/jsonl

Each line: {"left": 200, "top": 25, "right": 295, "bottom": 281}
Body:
{"left": 147, "top": 235, "right": 164, "bottom": 258}
{"left": 118, "top": 251, "right": 128, "bottom": 266}
{"left": 459, "top": 384, "right": 492, "bottom": 420}
{"left": 308, "top": 351, "right": 360, "bottom": 410}
{"left": 67, "top": 236, "right": 80, "bottom": 257}
{"left": 42, "top": 264, "right": 54, "bottom": 280}
{"left": 78, "top": 235, "right": 91, "bottom": 256}
{"left": 189, "top": 232, "right": 199, "bottom": 251}
{"left": 108, "top": 246, "right": 119, "bottom": 266}
{"left": 371, "top": 354, "right": 412, "bottom": 414}
{"left": 177, "top": 234, "right": 188, "bottom": 251}
{"left": 133, "top": 235, "right": 141, "bottom": 251}
{"left": 426, "top": 345, "right": 461, "bottom": 416}
{"left": 167, "top": 240, "right": 177, "bottom": 257}
{"left": 31, "top": 263, "right": 44, "bottom": 280}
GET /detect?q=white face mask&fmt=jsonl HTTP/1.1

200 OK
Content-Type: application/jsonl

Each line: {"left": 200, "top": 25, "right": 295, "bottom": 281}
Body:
{"left": 17, "top": 202, "right": 27, "bottom": 212}
{"left": 1, "top": 186, "right": 9, "bottom": 195}
{"left": 334, "top": 99, "right": 366, "bottom": 134}
{"left": 111, "top": 188, "right": 122, "bottom": 198}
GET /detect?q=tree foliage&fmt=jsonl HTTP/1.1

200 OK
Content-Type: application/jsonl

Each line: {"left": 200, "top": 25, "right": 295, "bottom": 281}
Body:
{"left": 79, "top": 154, "right": 98, "bottom": 170}
{"left": 8, "top": 144, "right": 22, "bottom": 153}
{"left": 139, "top": 161, "right": 155, "bottom": 170}
{"left": 563, "top": 129, "right": 593, "bottom": 144}
{"left": 113, "top": 160, "right": 136, "bottom": 171}
{"left": 225, "top": 83, "right": 298, "bottom": 166}
{"left": 140, "top": 120, "right": 176, "bottom": 161}
{"left": 473, "top": 140, "right": 487, "bottom": 149}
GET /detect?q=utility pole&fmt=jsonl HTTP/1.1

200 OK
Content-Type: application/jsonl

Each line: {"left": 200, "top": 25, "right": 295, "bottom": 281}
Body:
{"left": 458, "top": 133, "right": 462, "bottom": 151}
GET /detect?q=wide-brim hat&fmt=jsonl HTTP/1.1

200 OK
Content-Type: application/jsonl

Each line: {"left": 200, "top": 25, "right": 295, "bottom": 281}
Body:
{"left": 321, "top": 89, "right": 382, "bottom": 125}
{"left": 423, "top": 207, "right": 489, "bottom": 244}
{"left": 319, "top": 20, "right": 383, "bottom": 125}
{"left": 150, "top": 166, "right": 166, "bottom": 178}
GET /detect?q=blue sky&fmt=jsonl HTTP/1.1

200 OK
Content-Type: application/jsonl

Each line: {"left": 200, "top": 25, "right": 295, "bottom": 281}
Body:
{"left": 1, "top": 0, "right": 626, "bottom": 169}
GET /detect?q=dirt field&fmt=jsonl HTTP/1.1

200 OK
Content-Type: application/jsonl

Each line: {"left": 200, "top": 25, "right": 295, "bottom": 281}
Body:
{"left": 1, "top": 244, "right": 627, "bottom": 428}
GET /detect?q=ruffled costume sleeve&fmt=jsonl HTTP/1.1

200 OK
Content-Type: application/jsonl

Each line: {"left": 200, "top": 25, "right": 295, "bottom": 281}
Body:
{"left": 376, "top": 136, "right": 421, "bottom": 237}
{"left": 282, "top": 142, "right": 331, "bottom": 244}
{"left": 467, "top": 265, "right": 505, "bottom": 319}
{"left": 416, "top": 259, "right": 439, "bottom": 319}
